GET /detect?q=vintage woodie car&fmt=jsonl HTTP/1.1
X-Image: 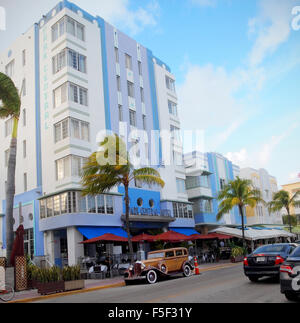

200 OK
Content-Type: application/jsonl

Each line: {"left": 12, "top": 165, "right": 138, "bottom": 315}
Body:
{"left": 124, "top": 248, "right": 194, "bottom": 285}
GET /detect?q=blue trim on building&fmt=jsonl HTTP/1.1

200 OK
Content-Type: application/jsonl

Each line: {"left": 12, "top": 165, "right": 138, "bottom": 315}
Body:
{"left": 147, "top": 49, "right": 162, "bottom": 164}
{"left": 96, "top": 17, "right": 112, "bottom": 130}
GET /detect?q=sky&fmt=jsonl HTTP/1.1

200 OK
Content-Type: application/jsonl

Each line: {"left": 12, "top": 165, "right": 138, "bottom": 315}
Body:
{"left": 0, "top": 0, "right": 299, "bottom": 187}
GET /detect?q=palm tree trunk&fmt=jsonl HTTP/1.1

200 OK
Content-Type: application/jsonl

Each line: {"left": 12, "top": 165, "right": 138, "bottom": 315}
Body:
{"left": 287, "top": 207, "right": 292, "bottom": 234}
{"left": 124, "top": 184, "right": 134, "bottom": 264}
{"left": 5, "top": 118, "right": 19, "bottom": 266}
{"left": 239, "top": 205, "right": 246, "bottom": 255}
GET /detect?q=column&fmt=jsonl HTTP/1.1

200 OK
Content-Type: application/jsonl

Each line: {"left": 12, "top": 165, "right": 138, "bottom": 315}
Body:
{"left": 67, "top": 227, "right": 84, "bottom": 266}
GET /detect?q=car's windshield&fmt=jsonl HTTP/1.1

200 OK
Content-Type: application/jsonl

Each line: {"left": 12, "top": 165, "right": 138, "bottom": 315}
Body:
{"left": 147, "top": 252, "right": 164, "bottom": 260}
{"left": 291, "top": 246, "right": 300, "bottom": 258}
{"left": 254, "top": 245, "right": 288, "bottom": 254}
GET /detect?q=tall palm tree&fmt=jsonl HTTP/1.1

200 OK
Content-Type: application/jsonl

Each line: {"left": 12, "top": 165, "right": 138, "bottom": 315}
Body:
{"left": 0, "top": 72, "right": 21, "bottom": 266}
{"left": 217, "top": 177, "right": 264, "bottom": 251}
{"left": 269, "top": 190, "right": 300, "bottom": 234}
{"left": 81, "top": 135, "right": 165, "bottom": 263}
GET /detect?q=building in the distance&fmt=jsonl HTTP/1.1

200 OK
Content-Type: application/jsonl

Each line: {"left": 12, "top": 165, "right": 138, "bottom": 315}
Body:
{"left": 184, "top": 152, "right": 244, "bottom": 234}
{"left": 239, "top": 168, "right": 283, "bottom": 226}
{"left": 0, "top": 0, "right": 196, "bottom": 266}
{"left": 281, "top": 181, "right": 300, "bottom": 224}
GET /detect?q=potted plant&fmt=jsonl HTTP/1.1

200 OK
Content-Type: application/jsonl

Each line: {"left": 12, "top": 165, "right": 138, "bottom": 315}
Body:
{"left": 62, "top": 265, "right": 85, "bottom": 292}
{"left": 231, "top": 246, "right": 245, "bottom": 263}
{"left": 35, "top": 266, "right": 65, "bottom": 295}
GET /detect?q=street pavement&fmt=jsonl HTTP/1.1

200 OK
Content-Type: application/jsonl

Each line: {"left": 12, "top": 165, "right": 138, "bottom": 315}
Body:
{"left": 33, "top": 263, "right": 292, "bottom": 303}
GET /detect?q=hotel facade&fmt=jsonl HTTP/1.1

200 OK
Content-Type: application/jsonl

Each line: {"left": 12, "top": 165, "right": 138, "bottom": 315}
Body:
{"left": 0, "top": 1, "right": 195, "bottom": 266}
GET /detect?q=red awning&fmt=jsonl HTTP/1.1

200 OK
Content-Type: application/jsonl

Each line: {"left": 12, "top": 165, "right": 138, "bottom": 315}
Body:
{"left": 81, "top": 233, "right": 128, "bottom": 244}
{"left": 154, "top": 231, "right": 191, "bottom": 242}
{"left": 132, "top": 233, "right": 156, "bottom": 242}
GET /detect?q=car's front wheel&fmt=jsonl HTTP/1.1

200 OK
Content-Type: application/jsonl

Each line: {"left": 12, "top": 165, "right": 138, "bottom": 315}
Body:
{"left": 146, "top": 270, "right": 158, "bottom": 284}
{"left": 183, "top": 265, "right": 192, "bottom": 277}
{"left": 284, "top": 292, "right": 300, "bottom": 302}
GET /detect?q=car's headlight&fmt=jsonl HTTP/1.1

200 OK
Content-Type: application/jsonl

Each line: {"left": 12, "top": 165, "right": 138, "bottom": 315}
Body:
{"left": 140, "top": 262, "right": 146, "bottom": 270}
{"left": 129, "top": 265, "right": 134, "bottom": 271}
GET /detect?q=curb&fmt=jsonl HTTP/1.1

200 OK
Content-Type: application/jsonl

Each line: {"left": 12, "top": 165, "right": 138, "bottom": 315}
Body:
{"left": 8, "top": 282, "right": 126, "bottom": 303}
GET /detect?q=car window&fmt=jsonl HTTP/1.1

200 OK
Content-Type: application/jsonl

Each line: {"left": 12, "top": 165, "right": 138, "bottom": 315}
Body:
{"left": 147, "top": 252, "right": 164, "bottom": 260}
{"left": 289, "top": 246, "right": 296, "bottom": 254}
{"left": 183, "top": 249, "right": 188, "bottom": 255}
{"left": 165, "top": 251, "right": 175, "bottom": 258}
{"left": 291, "top": 247, "right": 300, "bottom": 257}
{"left": 254, "top": 245, "right": 288, "bottom": 254}
{"left": 176, "top": 250, "right": 183, "bottom": 256}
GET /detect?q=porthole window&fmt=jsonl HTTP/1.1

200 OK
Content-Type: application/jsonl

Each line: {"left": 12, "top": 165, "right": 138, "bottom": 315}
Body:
{"left": 149, "top": 199, "right": 155, "bottom": 208}
{"left": 29, "top": 213, "right": 33, "bottom": 221}
{"left": 137, "top": 198, "right": 143, "bottom": 207}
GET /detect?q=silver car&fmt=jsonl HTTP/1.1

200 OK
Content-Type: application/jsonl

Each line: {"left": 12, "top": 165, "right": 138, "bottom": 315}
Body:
{"left": 280, "top": 246, "right": 300, "bottom": 302}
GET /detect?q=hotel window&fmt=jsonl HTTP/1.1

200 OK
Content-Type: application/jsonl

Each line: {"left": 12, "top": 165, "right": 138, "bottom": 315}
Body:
{"left": 170, "top": 125, "right": 181, "bottom": 142}
{"left": 23, "top": 140, "right": 27, "bottom": 158}
{"left": 87, "top": 195, "right": 96, "bottom": 213}
{"left": 5, "top": 118, "right": 14, "bottom": 137}
{"left": 176, "top": 178, "right": 186, "bottom": 194}
{"left": 53, "top": 195, "right": 61, "bottom": 216}
{"left": 166, "top": 76, "right": 176, "bottom": 92}
{"left": 168, "top": 100, "right": 178, "bottom": 117}
{"left": 23, "top": 109, "right": 26, "bottom": 127}
{"left": 220, "top": 179, "right": 226, "bottom": 190}
{"left": 55, "top": 155, "right": 87, "bottom": 180}
{"left": 67, "top": 49, "right": 86, "bottom": 73}
{"left": 125, "top": 54, "right": 132, "bottom": 70}
{"left": 97, "top": 195, "right": 105, "bottom": 214}
{"left": 24, "top": 173, "right": 28, "bottom": 192}
{"left": 117, "top": 76, "right": 121, "bottom": 92}
{"left": 68, "top": 83, "right": 88, "bottom": 106}
{"left": 52, "top": 16, "right": 85, "bottom": 42}
{"left": 22, "top": 79, "right": 26, "bottom": 97}
{"left": 140, "top": 87, "right": 144, "bottom": 103}
{"left": 115, "top": 47, "right": 119, "bottom": 63}
{"left": 52, "top": 50, "right": 66, "bottom": 74}
{"left": 138, "top": 61, "right": 142, "bottom": 76}
{"left": 127, "top": 81, "right": 135, "bottom": 98}
{"left": 142, "top": 115, "right": 147, "bottom": 130}
{"left": 106, "top": 196, "right": 114, "bottom": 214}
{"left": 22, "top": 50, "right": 26, "bottom": 66}
{"left": 53, "top": 82, "right": 67, "bottom": 108}
{"left": 129, "top": 110, "right": 136, "bottom": 127}
{"left": 55, "top": 118, "right": 89, "bottom": 143}
{"left": 5, "top": 60, "right": 14, "bottom": 77}
{"left": 118, "top": 105, "right": 123, "bottom": 122}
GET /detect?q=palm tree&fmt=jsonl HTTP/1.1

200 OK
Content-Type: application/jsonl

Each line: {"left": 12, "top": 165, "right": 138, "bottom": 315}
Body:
{"left": 81, "top": 135, "right": 165, "bottom": 263}
{"left": 216, "top": 177, "right": 264, "bottom": 251}
{"left": 0, "top": 72, "right": 21, "bottom": 266}
{"left": 268, "top": 190, "right": 300, "bottom": 234}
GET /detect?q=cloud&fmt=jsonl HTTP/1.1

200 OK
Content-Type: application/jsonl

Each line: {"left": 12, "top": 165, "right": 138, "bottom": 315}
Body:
{"left": 74, "top": 0, "right": 160, "bottom": 35}
{"left": 226, "top": 149, "right": 249, "bottom": 168}
{"left": 248, "top": 0, "right": 295, "bottom": 66}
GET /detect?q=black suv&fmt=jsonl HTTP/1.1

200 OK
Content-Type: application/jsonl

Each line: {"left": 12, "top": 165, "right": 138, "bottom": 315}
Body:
{"left": 244, "top": 244, "right": 298, "bottom": 282}
{"left": 280, "top": 246, "right": 300, "bottom": 302}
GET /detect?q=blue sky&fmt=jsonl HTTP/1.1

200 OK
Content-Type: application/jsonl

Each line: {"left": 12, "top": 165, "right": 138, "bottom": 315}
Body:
{"left": 0, "top": 0, "right": 299, "bottom": 186}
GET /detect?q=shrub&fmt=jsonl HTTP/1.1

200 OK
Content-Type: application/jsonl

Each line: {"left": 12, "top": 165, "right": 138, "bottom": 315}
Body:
{"left": 62, "top": 265, "right": 81, "bottom": 282}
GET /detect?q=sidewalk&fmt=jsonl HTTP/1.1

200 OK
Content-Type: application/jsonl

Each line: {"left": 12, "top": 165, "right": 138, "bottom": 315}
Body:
{"left": 7, "top": 260, "right": 241, "bottom": 303}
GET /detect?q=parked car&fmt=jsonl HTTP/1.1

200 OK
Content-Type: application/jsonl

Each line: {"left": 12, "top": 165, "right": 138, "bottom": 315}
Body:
{"left": 124, "top": 248, "right": 194, "bottom": 285}
{"left": 280, "top": 246, "right": 300, "bottom": 302}
{"left": 244, "top": 243, "right": 298, "bottom": 282}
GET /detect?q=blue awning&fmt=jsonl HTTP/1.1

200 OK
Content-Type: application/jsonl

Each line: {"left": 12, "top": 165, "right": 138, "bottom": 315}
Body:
{"left": 172, "top": 228, "right": 200, "bottom": 236}
{"left": 77, "top": 227, "right": 128, "bottom": 240}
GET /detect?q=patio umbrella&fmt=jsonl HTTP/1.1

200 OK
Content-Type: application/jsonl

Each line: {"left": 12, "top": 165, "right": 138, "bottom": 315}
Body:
{"left": 10, "top": 225, "right": 25, "bottom": 267}
{"left": 131, "top": 233, "right": 156, "bottom": 243}
{"left": 154, "top": 231, "right": 191, "bottom": 243}
{"left": 81, "top": 233, "right": 128, "bottom": 244}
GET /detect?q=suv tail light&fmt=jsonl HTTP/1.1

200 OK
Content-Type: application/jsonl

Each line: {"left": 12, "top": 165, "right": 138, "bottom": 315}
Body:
{"left": 280, "top": 265, "right": 294, "bottom": 275}
{"left": 244, "top": 257, "right": 249, "bottom": 266}
{"left": 275, "top": 256, "right": 285, "bottom": 265}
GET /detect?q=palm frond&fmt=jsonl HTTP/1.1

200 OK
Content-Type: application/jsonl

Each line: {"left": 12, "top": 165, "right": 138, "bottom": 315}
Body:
{"left": 0, "top": 72, "right": 21, "bottom": 119}
{"left": 133, "top": 175, "right": 165, "bottom": 188}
